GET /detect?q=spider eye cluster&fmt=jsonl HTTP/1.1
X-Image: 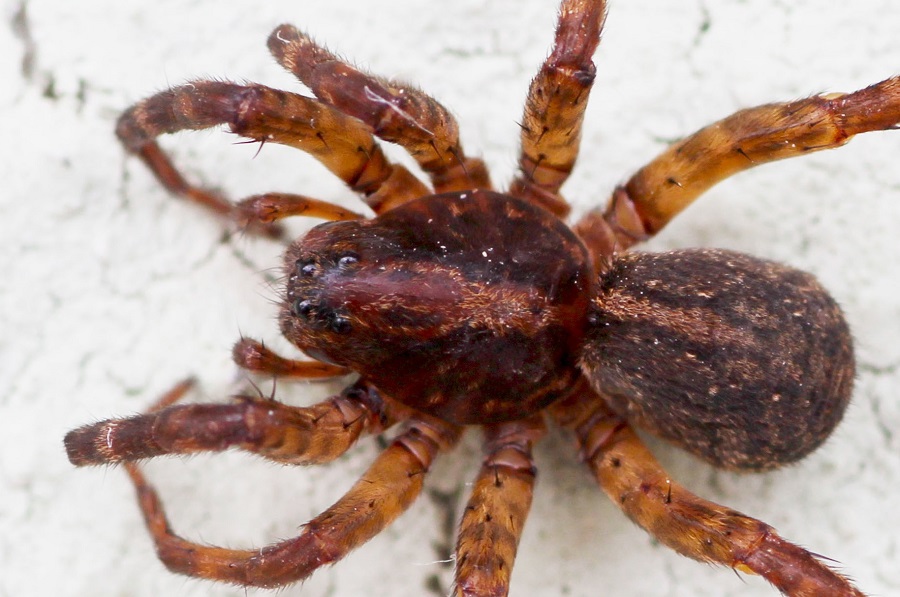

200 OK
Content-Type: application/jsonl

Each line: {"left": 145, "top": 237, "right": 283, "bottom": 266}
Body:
{"left": 289, "top": 298, "right": 353, "bottom": 335}
{"left": 286, "top": 252, "right": 362, "bottom": 335}
{"left": 295, "top": 252, "right": 360, "bottom": 276}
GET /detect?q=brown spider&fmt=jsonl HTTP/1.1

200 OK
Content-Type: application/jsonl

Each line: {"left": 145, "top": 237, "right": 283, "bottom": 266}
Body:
{"left": 64, "top": 0, "right": 899, "bottom": 595}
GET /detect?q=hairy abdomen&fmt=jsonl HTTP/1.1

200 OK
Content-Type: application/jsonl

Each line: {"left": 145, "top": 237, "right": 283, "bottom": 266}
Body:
{"left": 579, "top": 248, "right": 854, "bottom": 471}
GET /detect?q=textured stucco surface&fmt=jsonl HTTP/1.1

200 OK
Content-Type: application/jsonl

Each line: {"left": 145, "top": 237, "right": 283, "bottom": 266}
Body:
{"left": 2, "top": 1, "right": 899, "bottom": 596}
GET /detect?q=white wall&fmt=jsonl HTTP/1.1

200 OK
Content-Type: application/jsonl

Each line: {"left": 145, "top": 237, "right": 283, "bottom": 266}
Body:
{"left": 3, "top": 1, "right": 898, "bottom": 596}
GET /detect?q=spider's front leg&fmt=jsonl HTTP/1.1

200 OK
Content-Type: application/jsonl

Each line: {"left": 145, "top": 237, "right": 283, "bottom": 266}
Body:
{"left": 124, "top": 415, "right": 460, "bottom": 587}
{"left": 116, "top": 80, "right": 430, "bottom": 230}
{"left": 550, "top": 385, "right": 865, "bottom": 597}
{"left": 66, "top": 373, "right": 461, "bottom": 588}
{"left": 575, "top": 76, "right": 900, "bottom": 260}
{"left": 64, "top": 377, "right": 391, "bottom": 467}
{"left": 268, "top": 25, "right": 491, "bottom": 194}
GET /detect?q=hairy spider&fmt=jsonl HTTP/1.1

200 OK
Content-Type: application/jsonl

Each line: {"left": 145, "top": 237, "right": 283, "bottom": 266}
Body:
{"left": 64, "top": 0, "right": 899, "bottom": 595}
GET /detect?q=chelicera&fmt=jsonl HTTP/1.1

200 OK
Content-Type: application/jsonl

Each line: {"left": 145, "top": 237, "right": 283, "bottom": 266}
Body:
{"left": 65, "top": 0, "right": 899, "bottom": 595}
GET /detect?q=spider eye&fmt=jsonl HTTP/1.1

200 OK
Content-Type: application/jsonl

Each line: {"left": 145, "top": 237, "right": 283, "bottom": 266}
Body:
{"left": 330, "top": 315, "right": 352, "bottom": 334}
{"left": 292, "top": 298, "right": 313, "bottom": 318}
{"left": 296, "top": 259, "right": 318, "bottom": 277}
{"left": 337, "top": 253, "right": 359, "bottom": 268}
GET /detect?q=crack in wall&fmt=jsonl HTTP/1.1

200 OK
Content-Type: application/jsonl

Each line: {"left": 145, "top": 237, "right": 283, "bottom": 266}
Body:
{"left": 424, "top": 485, "right": 464, "bottom": 596}
{"left": 11, "top": 1, "right": 35, "bottom": 80}
{"left": 10, "top": 0, "right": 58, "bottom": 100}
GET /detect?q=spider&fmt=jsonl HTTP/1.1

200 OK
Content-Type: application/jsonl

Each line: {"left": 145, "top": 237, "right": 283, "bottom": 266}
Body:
{"left": 64, "top": 0, "right": 899, "bottom": 595}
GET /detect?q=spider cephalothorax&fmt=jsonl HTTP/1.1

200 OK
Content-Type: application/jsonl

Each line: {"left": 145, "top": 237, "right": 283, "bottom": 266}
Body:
{"left": 281, "top": 190, "right": 594, "bottom": 423}
{"left": 65, "top": 0, "right": 899, "bottom": 595}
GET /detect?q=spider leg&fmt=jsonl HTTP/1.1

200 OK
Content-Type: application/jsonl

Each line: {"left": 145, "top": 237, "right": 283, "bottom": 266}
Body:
{"left": 575, "top": 76, "right": 900, "bottom": 262}
{"left": 268, "top": 25, "right": 491, "bottom": 194}
{"left": 235, "top": 192, "right": 364, "bottom": 226}
{"left": 549, "top": 384, "right": 865, "bottom": 597}
{"left": 453, "top": 416, "right": 545, "bottom": 597}
{"left": 121, "top": 416, "right": 459, "bottom": 588}
{"left": 231, "top": 337, "right": 350, "bottom": 379}
{"left": 64, "top": 380, "right": 394, "bottom": 466}
{"left": 116, "top": 80, "right": 431, "bottom": 227}
{"left": 508, "top": 0, "right": 607, "bottom": 218}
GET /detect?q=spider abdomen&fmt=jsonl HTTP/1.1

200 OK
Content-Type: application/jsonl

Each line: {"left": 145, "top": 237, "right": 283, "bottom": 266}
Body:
{"left": 281, "top": 190, "right": 595, "bottom": 424}
{"left": 579, "top": 248, "right": 854, "bottom": 471}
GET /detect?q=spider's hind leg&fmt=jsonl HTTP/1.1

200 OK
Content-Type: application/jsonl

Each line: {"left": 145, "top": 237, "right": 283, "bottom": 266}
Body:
{"left": 550, "top": 386, "right": 866, "bottom": 597}
{"left": 574, "top": 76, "right": 900, "bottom": 261}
